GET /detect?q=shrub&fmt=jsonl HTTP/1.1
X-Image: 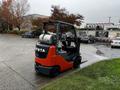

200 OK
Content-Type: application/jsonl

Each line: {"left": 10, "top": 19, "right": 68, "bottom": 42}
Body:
{"left": 7, "top": 30, "right": 27, "bottom": 35}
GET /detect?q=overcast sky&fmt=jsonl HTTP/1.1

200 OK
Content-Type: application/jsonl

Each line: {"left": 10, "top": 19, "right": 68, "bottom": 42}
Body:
{"left": 1, "top": 0, "right": 119, "bottom": 24}
{"left": 28, "top": 0, "right": 120, "bottom": 24}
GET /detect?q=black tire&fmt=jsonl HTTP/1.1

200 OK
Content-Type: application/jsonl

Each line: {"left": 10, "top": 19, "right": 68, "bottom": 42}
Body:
{"left": 87, "top": 40, "right": 91, "bottom": 44}
{"left": 91, "top": 40, "right": 95, "bottom": 43}
{"left": 32, "top": 35, "right": 35, "bottom": 38}
{"left": 73, "top": 56, "right": 81, "bottom": 68}
{"left": 34, "top": 64, "right": 40, "bottom": 75}
{"left": 49, "top": 66, "right": 60, "bottom": 77}
{"left": 111, "top": 46, "right": 114, "bottom": 48}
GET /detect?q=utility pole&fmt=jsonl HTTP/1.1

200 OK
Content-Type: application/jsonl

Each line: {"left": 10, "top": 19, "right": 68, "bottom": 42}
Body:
{"left": 108, "top": 17, "right": 111, "bottom": 23}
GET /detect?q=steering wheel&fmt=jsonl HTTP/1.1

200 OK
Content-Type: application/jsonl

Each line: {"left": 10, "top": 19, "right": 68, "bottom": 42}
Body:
{"left": 61, "top": 33, "right": 72, "bottom": 46}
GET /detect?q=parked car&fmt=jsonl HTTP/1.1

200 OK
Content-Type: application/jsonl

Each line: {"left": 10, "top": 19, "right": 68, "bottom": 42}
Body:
{"left": 22, "top": 31, "right": 35, "bottom": 38}
{"left": 79, "top": 31, "right": 95, "bottom": 43}
{"left": 33, "top": 29, "right": 43, "bottom": 38}
{"left": 22, "top": 30, "right": 42, "bottom": 38}
{"left": 111, "top": 37, "right": 120, "bottom": 48}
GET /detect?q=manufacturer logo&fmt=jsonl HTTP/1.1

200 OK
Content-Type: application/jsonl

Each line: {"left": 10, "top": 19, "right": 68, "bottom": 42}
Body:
{"left": 36, "top": 48, "right": 45, "bottom": 53}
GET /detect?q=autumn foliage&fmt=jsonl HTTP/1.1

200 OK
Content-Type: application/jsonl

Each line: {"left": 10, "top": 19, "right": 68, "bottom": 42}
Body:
{"left": 31, "top": 5, "right": 84, "bottom": 29}
{"left": 50, "top": 5, "right": 84, "bottom": 26}
{"left": 31, "top": 18, "right": 49, "bottom": 28}
{"left": 0, "top": 0, "right": 30, "bottom": 30}
{"left": 0, "top": 1, "right": 84, "bottom": 32}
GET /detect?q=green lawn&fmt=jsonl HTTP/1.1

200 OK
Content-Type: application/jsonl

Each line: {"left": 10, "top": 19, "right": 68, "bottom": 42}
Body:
{"left": 41, "top": 58, "right": 120, "bottom": 90}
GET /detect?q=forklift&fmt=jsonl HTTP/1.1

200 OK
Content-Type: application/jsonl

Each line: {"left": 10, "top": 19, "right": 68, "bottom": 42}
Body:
{"left": 35, "top": 20, "right": 81, "bottom": 76}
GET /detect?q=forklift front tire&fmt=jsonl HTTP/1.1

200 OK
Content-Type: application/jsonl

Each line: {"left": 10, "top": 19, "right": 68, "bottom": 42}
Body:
{"left": 73, "top": 56, "right": 81, "bottom": 68}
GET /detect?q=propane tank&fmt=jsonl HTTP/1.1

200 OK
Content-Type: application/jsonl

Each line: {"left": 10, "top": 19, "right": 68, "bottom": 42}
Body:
{"left": 39, "top": 34, "right": 57, "bottom": 45}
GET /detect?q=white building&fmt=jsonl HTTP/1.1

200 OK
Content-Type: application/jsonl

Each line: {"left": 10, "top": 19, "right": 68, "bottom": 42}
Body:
{"left": 85, "top": 23, "right": 115, "bottom": 30}
{"left": 104, "top": 23, "right": 120, "bottom": 30}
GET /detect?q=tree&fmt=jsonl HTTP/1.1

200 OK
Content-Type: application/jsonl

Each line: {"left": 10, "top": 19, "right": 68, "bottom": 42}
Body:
{"left": 0, "top": 2, "right": 9, "bottom": 32}
{"left": 10, "top": 0, "right": 30, "bottom": 30}
{"left": 1, "top": 0, "right": 30, "bottom": 31}
{"left": 31, "top": 18, "right": 48, "bottom": 29}
{"left": 1, "top": 0, "right": 13, "bottom": 30}
{"left": 50, "top": 5, "right": 84, "bottom": 26}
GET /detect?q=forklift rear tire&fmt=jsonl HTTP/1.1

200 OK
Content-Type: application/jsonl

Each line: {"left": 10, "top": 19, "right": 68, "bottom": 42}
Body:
{"left": 49, "top": 66, "right": 60, "bottom": 77}
{"left": 35, "top": 67, "right": 40, "bottom": 75}
{"left": 73, "top": 56, "right": 81, "bottom": 68}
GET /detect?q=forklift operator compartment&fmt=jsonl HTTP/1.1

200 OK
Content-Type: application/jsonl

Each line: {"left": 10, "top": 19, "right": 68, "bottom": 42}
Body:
{"left": 35, "top": 20, "right": 81, "bottom": 76}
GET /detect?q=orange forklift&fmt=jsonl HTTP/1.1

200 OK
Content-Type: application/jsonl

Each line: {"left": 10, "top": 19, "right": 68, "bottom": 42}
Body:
{"left": 35, "top": 20, "right": 81, "bottom": 76}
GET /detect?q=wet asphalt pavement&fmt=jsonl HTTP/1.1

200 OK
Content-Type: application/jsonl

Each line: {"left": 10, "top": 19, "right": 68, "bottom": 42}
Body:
{"left": 94, "top": 43, "right": 120, "bottom": 59}
{"left": 0, "top": 34, "right": 120, "bottom": 90}
{"left": 0, "top": 34, "right": 53, "bottom": 90}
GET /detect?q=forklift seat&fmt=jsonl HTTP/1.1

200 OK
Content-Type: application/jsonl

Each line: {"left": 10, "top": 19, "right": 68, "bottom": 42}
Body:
{"left": 62, "top": 41, "right": 77, "bottom": 53}
{"left": 58, "top": 52, "right": 75, "bottom": 61}
{"left": 62, "top": 46, "right": 77, "bottom": 53}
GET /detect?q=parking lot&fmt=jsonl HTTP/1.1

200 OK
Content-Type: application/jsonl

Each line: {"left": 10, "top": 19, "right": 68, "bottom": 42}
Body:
{"left": 0, "top": 34, "right": 120, "bottom": 90}
{"left": 0, "top": 34, "right": 52, "bottom": 90}
{"left": 94, "top": 43, "right": 120, "bottom": 59}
